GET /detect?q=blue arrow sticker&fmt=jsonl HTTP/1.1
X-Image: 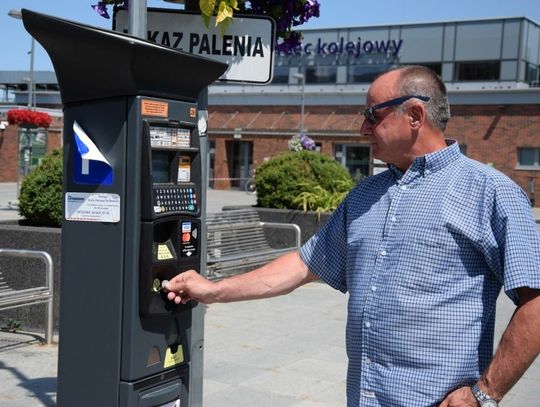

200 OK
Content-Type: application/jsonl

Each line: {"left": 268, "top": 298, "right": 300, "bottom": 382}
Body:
{"left": 72, "top": 121, "right": 113, "bottom": 185}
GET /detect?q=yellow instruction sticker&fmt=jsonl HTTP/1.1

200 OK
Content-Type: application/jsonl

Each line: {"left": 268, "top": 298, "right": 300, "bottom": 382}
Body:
{"left": 164, "top": 346, "right": 184, "bottom": 368}
{"left": 157, "top": 244, "right": 173, "bottom": 260}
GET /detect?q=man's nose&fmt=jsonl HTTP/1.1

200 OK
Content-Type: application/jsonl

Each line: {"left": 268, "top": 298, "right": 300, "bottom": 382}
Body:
{"left": 360, "top": 117, "right": 372, "bottom": 134}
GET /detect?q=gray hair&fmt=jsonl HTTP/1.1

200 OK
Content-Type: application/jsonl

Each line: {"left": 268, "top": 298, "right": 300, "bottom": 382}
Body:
{"left": 392, "top": 65, "right": 451, "bottom": 132}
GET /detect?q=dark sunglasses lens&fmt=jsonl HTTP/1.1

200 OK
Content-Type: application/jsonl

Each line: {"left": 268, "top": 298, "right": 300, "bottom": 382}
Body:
{"left": 364, "top": 109, "right": 376, "bottom": 123}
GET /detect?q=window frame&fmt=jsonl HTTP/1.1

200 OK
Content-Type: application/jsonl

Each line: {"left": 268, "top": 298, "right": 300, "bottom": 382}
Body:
{"left": 516, "top": 147, "right": 540, "bottom": 170}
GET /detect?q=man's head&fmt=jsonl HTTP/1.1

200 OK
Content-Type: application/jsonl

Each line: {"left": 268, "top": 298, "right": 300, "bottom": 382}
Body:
{"left": 360, "top": 65, "right": 450, "bottom": 170}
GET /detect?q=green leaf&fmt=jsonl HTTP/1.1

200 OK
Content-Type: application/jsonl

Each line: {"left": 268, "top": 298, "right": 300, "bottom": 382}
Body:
{"left": 199, "top": 0, "right": 216, "bottom": 17}
{"left": 202, "top": 13, "right": 211, "bottom": 28}
{"left": 215, "top": 1, "right": 234, "bottom": 26}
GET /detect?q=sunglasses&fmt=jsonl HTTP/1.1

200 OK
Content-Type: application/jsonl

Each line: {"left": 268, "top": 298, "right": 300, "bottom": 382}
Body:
{"left": 363, "top": 95, "right": 431, "bottom": 124}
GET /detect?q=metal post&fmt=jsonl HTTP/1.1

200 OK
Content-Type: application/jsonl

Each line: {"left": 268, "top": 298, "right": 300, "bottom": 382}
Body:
{"left": 128, "top": 0, "right": 147, "bottom": 38}
{"left": 8, "top": 9, "right": 34, "bottom": 109}
{"left": 184, "top": 2, "right": 206, "bottom": 405}
{"left": 300, "top": 76, "right": 305, "bottom": 134}
{"left": 29, "top": 37, "right": 35, "bottom": 109}
{"left": 23, "top": 128, "right": 32, "bottom": 177}
{"left": 292, "top": 72, "right": 305, "bottom": 135}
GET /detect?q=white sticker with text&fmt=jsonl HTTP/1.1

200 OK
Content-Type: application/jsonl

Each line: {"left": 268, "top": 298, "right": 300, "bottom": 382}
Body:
{"left": 65, "top": 192, "right": 120, "bottom": 223}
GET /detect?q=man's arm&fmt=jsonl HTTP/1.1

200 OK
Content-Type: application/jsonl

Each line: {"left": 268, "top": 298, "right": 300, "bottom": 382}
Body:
{"left": 165, "top": 251, "right": 319, "bottom": 305}
{"left": 439, "top": 287, "right": 540, "bottom": 406}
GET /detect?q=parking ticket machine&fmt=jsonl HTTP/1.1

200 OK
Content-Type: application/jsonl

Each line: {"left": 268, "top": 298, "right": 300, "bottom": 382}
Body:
{"left": 22, "top": 10, "right": 227, "bottom": 407}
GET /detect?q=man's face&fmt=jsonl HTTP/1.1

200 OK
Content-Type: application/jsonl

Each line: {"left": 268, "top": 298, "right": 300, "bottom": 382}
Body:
{"left": 360, "top": 72, "right": 414, "bottom": 168}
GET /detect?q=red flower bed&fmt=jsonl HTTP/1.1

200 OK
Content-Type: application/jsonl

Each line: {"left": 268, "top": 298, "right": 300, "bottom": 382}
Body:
{"left": 7, "top": 109, "right": 52, "bottom": 129}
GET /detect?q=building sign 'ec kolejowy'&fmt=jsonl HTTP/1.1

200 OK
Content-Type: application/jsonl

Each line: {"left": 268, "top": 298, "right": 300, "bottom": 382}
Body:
{"left": 114, "top": 9, "right": 275, "bottom": 84}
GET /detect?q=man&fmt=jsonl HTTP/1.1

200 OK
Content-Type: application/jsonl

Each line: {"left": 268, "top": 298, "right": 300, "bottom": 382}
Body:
{"left": 166, "top": 66, "right": 540, "bottom": 407}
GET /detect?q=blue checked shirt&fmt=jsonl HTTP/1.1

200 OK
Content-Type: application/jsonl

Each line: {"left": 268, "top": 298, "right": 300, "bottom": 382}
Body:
{"left": 299, "top": 141, "right": 540, "bottom": 407}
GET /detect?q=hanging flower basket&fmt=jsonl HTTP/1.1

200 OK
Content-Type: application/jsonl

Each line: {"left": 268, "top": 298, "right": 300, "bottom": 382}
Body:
{"left": 7, "top": 109, "right": 52, "bottom": 129}
{"left": 91, "top": 0, "right": 320, "bottom": 52}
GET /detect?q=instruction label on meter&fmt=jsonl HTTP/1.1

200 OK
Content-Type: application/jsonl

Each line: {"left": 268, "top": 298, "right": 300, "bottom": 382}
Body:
{"left": 65, "top": 193, "right": 120, "bottom": 223}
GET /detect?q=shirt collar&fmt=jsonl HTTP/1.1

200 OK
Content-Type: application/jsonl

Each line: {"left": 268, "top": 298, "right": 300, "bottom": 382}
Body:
{"left": 389, "top": 140, "right": 462, "bottom": 181}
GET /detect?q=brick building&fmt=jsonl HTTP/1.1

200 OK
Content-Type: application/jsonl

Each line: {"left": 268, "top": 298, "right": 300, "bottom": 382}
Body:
{"left": 1, "top": 16, "right": 539, "bottom": 205}
{"left": 206, "top": 16, "right": 540, "bottom": 205}
{"left": 0, "top": 109, "right": 62, "bottom": 182}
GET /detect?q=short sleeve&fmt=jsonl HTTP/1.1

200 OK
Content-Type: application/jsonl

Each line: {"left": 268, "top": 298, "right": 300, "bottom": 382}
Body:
{"left": 299, "top": 201, "right": 349, "bottom": 293}
{"left": 484, "top": 181, "right": 540, "bottom": 303}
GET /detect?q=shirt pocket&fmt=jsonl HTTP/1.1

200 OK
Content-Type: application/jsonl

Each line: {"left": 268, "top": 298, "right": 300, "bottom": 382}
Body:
{"left": 396, "top": 226, "right": 460, "bottom": 294}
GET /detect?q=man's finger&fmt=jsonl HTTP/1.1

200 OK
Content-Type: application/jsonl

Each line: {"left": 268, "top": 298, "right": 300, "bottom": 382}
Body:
{"left": 165, "top": 278, "right": 185, "bottom": 292}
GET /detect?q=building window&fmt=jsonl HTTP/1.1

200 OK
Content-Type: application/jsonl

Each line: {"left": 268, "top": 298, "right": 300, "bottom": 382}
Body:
{"left": 306, "top": 65, "right": 337, "bottom": 83}
{"left": 455, "top": 61, "right": 500, "bottom": 80}
{"left": 334, "top": 144, "right": 371, "bottom": 181}
{"left": 517, "top": 147, "right": 540, "bottom": 169}
{"left": 272, "top": 66, "right": 289, "bottom": 84}
{"left": 348, "top": 64, "right": 389, "bottom": 83}
{"left": 417, "top": 63, "right": 442, "bottom": 76}
{"left": 526, "top": 63, "right": 539, "bottom": 86}
{"left": 227, "top": 140, "right": 253, "bottom": 189}
{"left": 18, "top": 128, "right": 47, "bottom": 172}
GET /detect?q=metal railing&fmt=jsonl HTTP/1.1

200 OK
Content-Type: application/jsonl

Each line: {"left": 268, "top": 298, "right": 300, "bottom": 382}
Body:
{"left": 0, "top": 249, "right": 54, "bottom": 344}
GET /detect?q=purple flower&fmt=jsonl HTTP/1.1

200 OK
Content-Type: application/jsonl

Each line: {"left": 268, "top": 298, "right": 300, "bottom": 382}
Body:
{"left": 300, "top": 134, "right": 316, "bottom": 151}
{"left": 91, "top": 2, "right": 110, "bottom": 19}
{"left": 276, "top": 31, "right": 302, "bottom": 53}
{"left": 245, "top": 0, "right": 320, "bottom": 51}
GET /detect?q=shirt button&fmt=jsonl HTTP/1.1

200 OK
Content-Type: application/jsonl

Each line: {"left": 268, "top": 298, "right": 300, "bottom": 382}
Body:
{"left": 371, "top": 286, "right": 377, "bottom": 292}
{"left": 425, "top": 169, "right": 431, "bottom": 174}
{"left": 361, "top": 390, "right": 375, "bottom": 398}
{"left": 380, "top": 250, "right": 387, "bottom": 256}
{"left": 400, "top": 185, "right": 407, "bottom": 191}
{"left": 365, "top": 357, "right": 372, "bottom": 364}
{"left": 365, "top": 321, "right": 371, "bottom": 328}
{"left": 390, "top": 216, "right": 397, "bottom": 222}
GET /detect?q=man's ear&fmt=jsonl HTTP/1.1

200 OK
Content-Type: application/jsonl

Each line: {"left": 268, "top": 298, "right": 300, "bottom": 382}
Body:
{"left": 409, "top": 104, "right": 425, "bottom": 130}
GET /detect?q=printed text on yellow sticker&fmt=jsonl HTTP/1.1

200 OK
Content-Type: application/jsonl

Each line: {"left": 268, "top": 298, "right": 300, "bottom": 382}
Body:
{"left": 164, "top": 346, "right": 184, "bottom": 368}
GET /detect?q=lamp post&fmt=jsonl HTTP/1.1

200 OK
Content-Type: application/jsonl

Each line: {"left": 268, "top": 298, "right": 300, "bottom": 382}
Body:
{"left": 292, "top": 72, "right": 305, "bottom": 135}
{"left": 8, "top": 9, "right": 35, "bottom": 184}
{"left": 8, "top": 9, "right": 34, "bottom": 110}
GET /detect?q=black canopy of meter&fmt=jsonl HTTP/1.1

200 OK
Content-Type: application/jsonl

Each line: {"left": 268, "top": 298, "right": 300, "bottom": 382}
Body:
{"left": 21, "top": 9, "right": 228, "bottom": 105}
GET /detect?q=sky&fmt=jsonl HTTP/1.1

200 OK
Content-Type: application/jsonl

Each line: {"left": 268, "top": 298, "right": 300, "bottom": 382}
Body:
{"left": 1, "top": 0, "right": 540, "bottom": 71}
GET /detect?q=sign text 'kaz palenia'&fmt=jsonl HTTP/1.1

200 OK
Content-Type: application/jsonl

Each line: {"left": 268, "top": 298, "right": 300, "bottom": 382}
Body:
{"left": 146, "top": 31, "right": 265, "bottom": 58}
{"left": 114, "top": 9, "right": 275, "bottom": 84}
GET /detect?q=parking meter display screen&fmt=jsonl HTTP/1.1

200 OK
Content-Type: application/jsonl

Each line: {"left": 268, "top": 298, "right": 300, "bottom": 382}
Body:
{"left": 150, "top": 126, "right": 190, "bottom": 148}
{"left": 152, "top": 151, "right": 174, "bottom": 184}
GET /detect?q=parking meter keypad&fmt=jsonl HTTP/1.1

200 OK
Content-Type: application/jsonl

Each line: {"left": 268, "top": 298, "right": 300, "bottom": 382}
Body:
{"left": 154, "top": 186, "right": 197, "bottom": 213}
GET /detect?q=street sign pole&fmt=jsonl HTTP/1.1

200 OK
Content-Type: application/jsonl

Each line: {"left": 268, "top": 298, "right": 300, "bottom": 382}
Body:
{"left": 129, "top": 0, "right": 147, "bottom": 38}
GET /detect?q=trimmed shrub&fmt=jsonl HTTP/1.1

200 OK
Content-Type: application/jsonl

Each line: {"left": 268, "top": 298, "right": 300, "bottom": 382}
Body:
{"left": 19, "top": 149, "right": 63, "bottom": 227}
{"left": 255, "top": 150, "right": 354, "bottom": 211}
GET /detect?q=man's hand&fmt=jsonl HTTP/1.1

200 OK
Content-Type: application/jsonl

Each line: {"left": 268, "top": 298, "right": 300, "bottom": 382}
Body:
{"left": 438, "top": 386, "right": 478, "bottom": 407}
{"left": 165, "top": 270, "right": 217, "bottom": 304}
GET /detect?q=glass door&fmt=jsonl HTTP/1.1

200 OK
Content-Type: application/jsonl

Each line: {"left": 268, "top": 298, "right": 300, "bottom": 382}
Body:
{"left": 227, "top": 140, "right": 253, "bottom": 189}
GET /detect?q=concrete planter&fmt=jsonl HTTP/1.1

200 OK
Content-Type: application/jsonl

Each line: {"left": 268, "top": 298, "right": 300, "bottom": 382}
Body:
{"left": 0, "top": 222, "right": 61, "bottom": 333}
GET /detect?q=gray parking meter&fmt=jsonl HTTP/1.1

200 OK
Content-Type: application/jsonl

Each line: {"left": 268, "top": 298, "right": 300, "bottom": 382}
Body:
{"left": 22, "top": 9, "right": 227, "bottom": 407}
